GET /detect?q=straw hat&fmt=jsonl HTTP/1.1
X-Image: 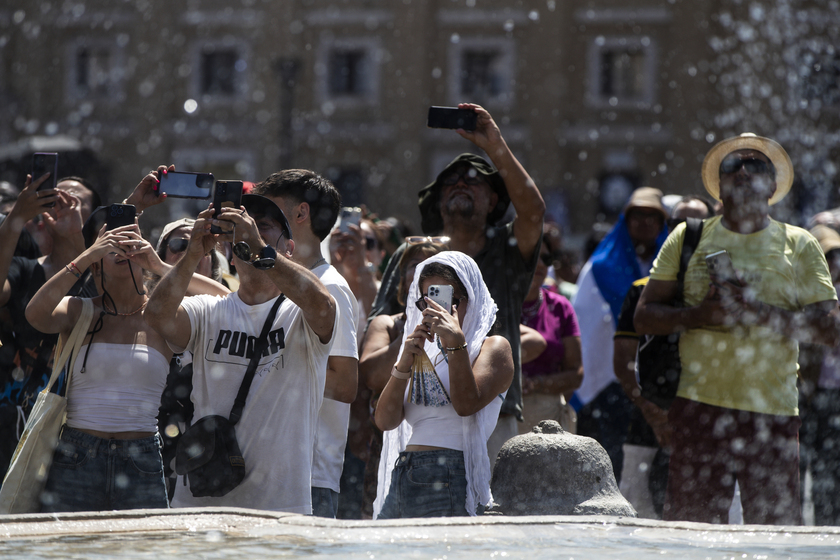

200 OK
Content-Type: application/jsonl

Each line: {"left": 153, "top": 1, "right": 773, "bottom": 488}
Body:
{"left": 622, "top": 186, "right": 667, "bottom": 220}
{"left": 700, "top": 133, "right": 793, "bottom": 205}
{"left": 810, "top": 225, "right": 840, "bottom": 255}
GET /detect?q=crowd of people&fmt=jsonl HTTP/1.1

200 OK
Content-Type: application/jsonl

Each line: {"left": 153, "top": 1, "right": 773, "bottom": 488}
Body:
{"left": 1, "top": 103, "right": 840, "bottom": 526}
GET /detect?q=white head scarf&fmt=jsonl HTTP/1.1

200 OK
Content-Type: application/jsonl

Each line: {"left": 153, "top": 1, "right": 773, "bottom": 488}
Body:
{"left": 374, "top": 251, "right": 504, "bottom": 517}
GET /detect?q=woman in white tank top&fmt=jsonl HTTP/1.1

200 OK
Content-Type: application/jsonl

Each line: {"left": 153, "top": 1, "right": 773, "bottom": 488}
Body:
{"left": 373, "top": 251, "right": 513, "bottom": 518}
{"left": 26, "top": 185, "right": 228, "bottom": 512}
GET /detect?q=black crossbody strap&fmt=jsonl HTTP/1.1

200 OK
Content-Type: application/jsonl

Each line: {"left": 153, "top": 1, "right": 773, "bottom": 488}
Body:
{"left": 229, "top": 294, "right": 285, "bottom": 425}
{"left": 676, "top": 217, "right": 704, "bottom": 302}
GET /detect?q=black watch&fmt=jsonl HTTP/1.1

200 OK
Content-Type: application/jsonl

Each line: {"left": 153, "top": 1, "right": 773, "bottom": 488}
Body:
{"left": 233, "top": 242, "right": 276, "bottom": 269}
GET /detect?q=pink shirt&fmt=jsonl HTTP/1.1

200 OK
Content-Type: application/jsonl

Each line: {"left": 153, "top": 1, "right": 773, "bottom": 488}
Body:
{"left": 521, "top": 288, "right": 580, "bottom": 378}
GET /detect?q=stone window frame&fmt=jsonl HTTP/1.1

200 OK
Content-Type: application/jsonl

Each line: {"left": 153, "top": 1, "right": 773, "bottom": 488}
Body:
{"left": 447, "top": 36, "right": 516, "bottom": 109}
{"left": 316, "top": 35, "right": 382, "bottom": 109}
{"left": 586, "top": 35, "right": 658, "bottom": 110}
{"left": 190, "top": 39, "right": 250, "bottom": 105}
{"left": 65, "top": 37, "right": 126, "bottom": 103}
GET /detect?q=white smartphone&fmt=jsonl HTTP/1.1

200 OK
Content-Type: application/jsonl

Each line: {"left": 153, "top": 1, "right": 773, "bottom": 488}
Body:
{"left": 339, "top": 207, "right": 362, "bottom": 233}
{"left": 705, "top": 250, "right": 739, "bottom": 285}
{"left": 427, "top": 284, "right": 454, "bottom": 312}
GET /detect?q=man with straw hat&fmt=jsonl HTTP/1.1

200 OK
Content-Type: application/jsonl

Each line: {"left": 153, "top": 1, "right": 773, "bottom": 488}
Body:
{"left": 635, "top": 133, "right": 839, "bottom": 525}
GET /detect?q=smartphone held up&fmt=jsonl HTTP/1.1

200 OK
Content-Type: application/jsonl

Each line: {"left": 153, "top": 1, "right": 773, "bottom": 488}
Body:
{"left": 155, "top": 171, "right": 214, "bottom": 199}
{"left": 211, "top": 180, "right": 244, "bottom": 235}
{"left": 31, "top": 152, "right": 58, "bottom": 207}
{"left": 427, "top": 107, "right": 477, "bottom": 131}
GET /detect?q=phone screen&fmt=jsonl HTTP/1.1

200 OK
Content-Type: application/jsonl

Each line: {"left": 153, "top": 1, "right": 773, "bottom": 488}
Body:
{"left": 211, "top": 180, "right": 244, "bottom": 234}
{"left": 156, "top": 171, "right": 214, "bottom": 199}
{"left": 105, "top": 204, "right": 136, "bottom": 230}
{"left": 32, "top": 152, "right": 58, "bottom": 207}
{"left": 427, "top": 107, "right": 477, "bottom": 131}
{"left": 705, "top": 250, "right": 738, "bottom": 285}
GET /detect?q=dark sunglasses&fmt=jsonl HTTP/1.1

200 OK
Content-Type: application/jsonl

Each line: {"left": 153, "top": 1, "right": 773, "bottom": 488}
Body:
{"left": 414, "top": 295, "right": 467, "bottom": 312}
{"left": 167, "top": 237, "right": 189, "bottom": 254}
{"left": 365, "top": 236, "right": 377, "bottom": 250}
{"left": 441, "top": 169, "right": 485, "bottom": 186}
{"left": 719, "top": 157, "right": 774, "bottom": 176}
{"left": 539, "top": 253, "right": 554, "bottom": 267}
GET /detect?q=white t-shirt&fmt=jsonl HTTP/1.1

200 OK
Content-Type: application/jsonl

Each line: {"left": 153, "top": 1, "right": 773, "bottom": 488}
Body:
{"left": 170, "top": 291, "right": 331, "bottom": 513}
{"left": 311, "top": 264, "right": 359, "bottom": 492}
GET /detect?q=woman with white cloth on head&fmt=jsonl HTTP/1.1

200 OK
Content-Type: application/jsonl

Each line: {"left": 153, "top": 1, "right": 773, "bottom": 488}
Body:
{"left": 373, "top": 251, "right": 513, "bottom": 518}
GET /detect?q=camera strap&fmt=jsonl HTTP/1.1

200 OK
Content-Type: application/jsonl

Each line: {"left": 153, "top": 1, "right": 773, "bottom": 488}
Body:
{"left": 228, "top": 294, "right": 285, "bottom": 426}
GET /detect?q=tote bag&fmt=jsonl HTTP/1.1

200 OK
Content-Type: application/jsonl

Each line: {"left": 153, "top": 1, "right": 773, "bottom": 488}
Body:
{"left": 0, "top": 298, "right": 92, "bottom": 514}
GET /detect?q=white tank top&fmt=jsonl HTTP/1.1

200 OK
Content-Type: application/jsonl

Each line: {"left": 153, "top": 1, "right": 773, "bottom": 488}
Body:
{"left": 404, "top": 399, "right": 465, "bottom": 451}
{"left": 66, "top": 343, "right": 169, "bottom": 433}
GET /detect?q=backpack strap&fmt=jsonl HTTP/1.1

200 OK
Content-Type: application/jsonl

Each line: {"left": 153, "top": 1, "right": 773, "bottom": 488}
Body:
{"left": 676, "top": 217, "right": 704, "bottom": 301}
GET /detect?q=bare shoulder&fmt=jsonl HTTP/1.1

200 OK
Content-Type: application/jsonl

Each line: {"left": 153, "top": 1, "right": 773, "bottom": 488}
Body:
{"left": 481, "top": 335, "right": 512, "bottom": 359}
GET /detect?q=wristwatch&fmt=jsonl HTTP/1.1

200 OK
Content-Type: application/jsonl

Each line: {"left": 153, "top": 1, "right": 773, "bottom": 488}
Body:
{"left": 233, "top": 242, "right": 276, "bottom": 269}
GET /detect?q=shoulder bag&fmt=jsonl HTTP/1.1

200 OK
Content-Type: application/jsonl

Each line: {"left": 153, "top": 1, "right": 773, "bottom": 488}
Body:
{"left": 175, "top": 294, "right": 285, "bottom": 498}
{"left": 638, "top": 218, "right": 704, "bottom": 410}
{"left": 0, "top": 298, "right": 93, "bottom": 514}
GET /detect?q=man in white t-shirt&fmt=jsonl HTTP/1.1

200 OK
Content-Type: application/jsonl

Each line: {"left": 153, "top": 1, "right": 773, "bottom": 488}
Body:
{"left": 253, "top": 170, "right": 359, "bottom": 518}
{"left": 146, "top": 194, "right": 336, "bottom": 513}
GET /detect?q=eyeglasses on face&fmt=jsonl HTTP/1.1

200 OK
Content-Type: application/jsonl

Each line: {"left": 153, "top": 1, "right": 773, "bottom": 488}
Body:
{"left": 440, "top": 168, "right": 485, "bottom": 186}
{"left": 719, "top": 157, "right": 774, "bottom": 176}
{"left": 405, "top": 236, "right": 451, "bottom": 246}
{"left": 167, "top": 237, "right": 189, "bottom": 254}
{"left": 414, "top": 294, "right": 467, "bottom": 312}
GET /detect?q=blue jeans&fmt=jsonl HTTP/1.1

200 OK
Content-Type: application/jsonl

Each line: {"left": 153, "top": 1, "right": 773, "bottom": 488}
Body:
{"left": 378, "top": 449, "right": 469, "bottom": 519}
{"left": 41, "top": 426, "right": 169, "bottom": 512}
{"left": 311, "top": 486, "right": 339, "bottom": 518}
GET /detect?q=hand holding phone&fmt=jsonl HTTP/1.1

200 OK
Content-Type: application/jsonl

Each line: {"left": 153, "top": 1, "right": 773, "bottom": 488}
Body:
{"left": 211, "top": 181, "right": 244, "bottom": 234}
{"left": 105, "top": 204, "right": 136, "bottom": 231}
{"left": 427, "top": 107, "right": 477, "bottom": 131}
{"left": 705, "top": 250, "right": 740, "bottom": 286}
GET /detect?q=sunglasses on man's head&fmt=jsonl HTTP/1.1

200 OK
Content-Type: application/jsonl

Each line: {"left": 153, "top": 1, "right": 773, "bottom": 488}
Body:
{"left": 405, "top": 236, "right": 450, "bottom": 247}
{"left": 167, "top": 237, "right": 189, "bottom": 254}
{"left": 719, "top": 157, "right": 774, "bottom": 176}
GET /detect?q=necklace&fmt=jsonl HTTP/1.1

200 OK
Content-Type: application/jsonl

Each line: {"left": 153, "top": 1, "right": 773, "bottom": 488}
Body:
{"left": 521, "top": 289, "right": 543, "bottom": 321}
{"left": 105, "top": 297, "right": 148, "bottom": 317}
{"left": 309, "top": 257, "right": 327, "bottom": 270}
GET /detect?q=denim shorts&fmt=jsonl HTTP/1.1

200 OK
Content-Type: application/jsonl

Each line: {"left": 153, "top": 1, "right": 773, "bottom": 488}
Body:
{"left": 377, "top": 449, "right": 468, "bottom": 519}
{"left": 311, "top": 486, "right": 339, "bottom": 518}
{"left": 41, "top": 426, "right": 169, "bottom": 513}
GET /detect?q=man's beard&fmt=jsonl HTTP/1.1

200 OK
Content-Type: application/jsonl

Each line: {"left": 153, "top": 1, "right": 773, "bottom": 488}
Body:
{"left": 441, "top": 194, "right": 476, "bottom": 220}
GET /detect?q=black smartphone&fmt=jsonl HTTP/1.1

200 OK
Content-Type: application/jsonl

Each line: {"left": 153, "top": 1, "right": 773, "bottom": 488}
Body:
{"left": 211, "top": 180, "right": 243, "bottom": 235}
{"left": 32, "top": 152, "right": 58, "bottom": 207}
{"left": 105, "top": 204, "right": 136, "bottom": 231}
{"left": 427, "top": 107, "right": 477, "bottom": 131}
{"left": 155, "top": 171, "right": 214, "bottom": 199}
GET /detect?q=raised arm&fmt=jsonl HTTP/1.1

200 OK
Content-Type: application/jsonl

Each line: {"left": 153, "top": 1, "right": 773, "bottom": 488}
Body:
{"left": 0, "top": 174, "right": 58, "bottom": 308}
{"left": 25, "top": 225, "right": 132, "bottom": 333}
{"left": 122, "top": 164, "right": 173, "bottom": 214}
{"left": 457, "top": 103, "right": 545, "bottom": 260}
{"left": 145, "top": 210, "right": 218, "bottom": 349}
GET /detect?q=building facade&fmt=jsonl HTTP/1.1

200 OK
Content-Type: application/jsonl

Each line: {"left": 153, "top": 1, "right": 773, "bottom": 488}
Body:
{"left": 1, "top": 0, "right": 837, "bottom": 237}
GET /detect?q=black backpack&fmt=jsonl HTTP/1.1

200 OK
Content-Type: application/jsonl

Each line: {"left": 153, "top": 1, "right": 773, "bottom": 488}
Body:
{"left": 637, "top": 218, "right": 704, "bottom": 410}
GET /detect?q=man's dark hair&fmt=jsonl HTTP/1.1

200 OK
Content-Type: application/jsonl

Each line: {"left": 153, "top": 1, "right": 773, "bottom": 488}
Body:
{"left": 253, "top": 169, "right": 340, "bottom": 241}
{"left": 58, "top": 176, "right": 101, "bottom": 209}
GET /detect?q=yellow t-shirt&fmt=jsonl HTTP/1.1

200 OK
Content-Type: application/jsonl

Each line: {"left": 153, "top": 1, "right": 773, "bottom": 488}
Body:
{"left": 650, "top": 216, "right": 836, "bottom": 416}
